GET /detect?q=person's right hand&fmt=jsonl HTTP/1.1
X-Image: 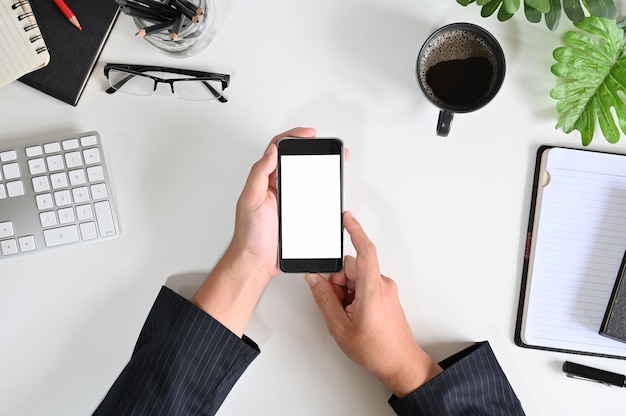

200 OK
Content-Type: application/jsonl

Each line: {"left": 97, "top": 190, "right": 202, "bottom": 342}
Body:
{"left": 305, "top": 211, "right": 443, "bottom": 398}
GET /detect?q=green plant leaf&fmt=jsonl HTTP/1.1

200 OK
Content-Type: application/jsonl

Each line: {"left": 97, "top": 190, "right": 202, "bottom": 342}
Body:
{"left": 584, "top": 0, "right": 617, "bottom": 19}
{"left": 550, "top": 16, "right": 626, "bottom": 145}
{"left": 526, "top": 0, "right": 551, "bottom": 13}
{"left": 498, "top": 1, "right": 519, "bottom": 22}
{"left": 525, "top": 4, "right": 543, "bottom": 22}
{"left": 503, "top": 0, "right": 520, "bottom": 14}
{"left": 563, "top": 0, "right": 585, "bottom": 22}
{"left": 481, "top": 0, "right": 501, "bottom": 17}
{"left": 545, "top": 0, "right": 562, "bottom": 30}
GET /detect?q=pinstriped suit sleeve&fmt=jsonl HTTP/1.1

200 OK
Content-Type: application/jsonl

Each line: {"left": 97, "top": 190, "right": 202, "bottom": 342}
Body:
{"left": 388, "top": 341, "right": 525, "bottom": 415}
{"left": 93, "top": 286, "right": 260, "bottom": 416}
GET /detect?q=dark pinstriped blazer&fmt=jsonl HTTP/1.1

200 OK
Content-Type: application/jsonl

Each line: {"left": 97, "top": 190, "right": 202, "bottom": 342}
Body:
{"left": 389, "top": 342, "right": 525, "bottom": 415}
{"left": 93, "top": 287, "right": 525, "bottom": 415}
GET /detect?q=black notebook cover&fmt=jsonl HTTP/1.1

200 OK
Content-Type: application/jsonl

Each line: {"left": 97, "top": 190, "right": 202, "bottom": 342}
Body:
{"left": 600, "top": 250, "right": 626, "bottom": 343}
{"left": 18, "top": 0, "right": 120, "bottom": 106}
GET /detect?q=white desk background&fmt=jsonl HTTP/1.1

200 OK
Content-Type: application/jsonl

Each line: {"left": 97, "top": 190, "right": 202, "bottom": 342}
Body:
{"left": 2, "top": 0, "right": 626, "bottom": 414}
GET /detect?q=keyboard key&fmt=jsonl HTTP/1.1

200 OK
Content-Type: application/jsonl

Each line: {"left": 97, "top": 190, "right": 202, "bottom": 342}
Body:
{"left": 65, "top": 151, "right": 83, "bottom": 168}
{"left": 18, "top": 235, "right": 36, "bottom": 252}
{"left": 46, "top": 154, "right": 64, "bottom": 171}
{"left": 6, "top": 181, "right": 24, "bottom": 197}
{"left": 80, "top": 222, "right": 98, "bottom": 240}
{"left": 95, "top": 201, "right": 116, "bottom": 237}
{"left": 62, "top": 139, "right": 79, "bottom": 150}
{"left": 44, "top": 225, "right": 80, "bottom": 247}
{"left": 50, "top": 172, "right": 69, "bottom": 189}
{"left": 44, "top": 142, "right": 61, "bottom": 154}
{"left": 68, "top": 169, "right": 86, "bottom": 185}
{"left": 1, "top": 239, "right": 18, "bottom": 255}
{"left": 25, "top": 146, "right": 43, "bottom": 157}
{"left": 36, "top": 194, "right": 54, "bottom": 210}
{"left": 0, "top": 184, "right": 6, "bottom": 199}
{"left": 54, "top": 190, "right": 72, "bottom": 206}
{"left": 72, "top": 186, "right": 90, "bottom": 203}
{"left": 2, "top": 163, "right": 20, "bottom": 180}
{"left": 1, "top": 150, "right": 17, "bottom": 162}
{"left": 76, "top": 204, "right": 94, "bottom": 220}
{"left": 28, "top": 158, "right": 47, "bottom": 175}
{"left": 40, "top": 211, "right": 57, "bottom": 227}
{"left": 81, "top": 135, "right": 98, "bottom": 147}
{"left": 58, "top": 207, "right": 76, "bottom": 224}
{"left": 32, "top": 176, "right": 51, "bottom": 193}
{"left": 91, "top": 183, "right": 108, "bottom": 200}
{"left": 87, "top": 166, "right": 104, "bottom": 182}
{"left": 0, "top": 221, "right": 14, "bottom": 238}
{"left": 83, "top": 148, "right": 101, "bottom": 165}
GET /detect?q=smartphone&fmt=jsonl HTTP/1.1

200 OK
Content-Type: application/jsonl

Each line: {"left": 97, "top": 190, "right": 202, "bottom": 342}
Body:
{"left": 277, "top": 138, "right": 344, "bottom": 273}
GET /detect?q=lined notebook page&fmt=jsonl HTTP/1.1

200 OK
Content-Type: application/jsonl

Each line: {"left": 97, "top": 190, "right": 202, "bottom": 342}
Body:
{"left": 523, "top": 147, "right": 626, "bottom": 357}
{"left": 0, "top": 0, "right": 49, "bottom": 87}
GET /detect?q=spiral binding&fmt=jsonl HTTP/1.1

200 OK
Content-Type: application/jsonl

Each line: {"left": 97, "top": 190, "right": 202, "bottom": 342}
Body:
{"left": 11, "top": 0, "right": 49, "bottom": 54}
{"left": 11, "top": 0, "right": 30, "bottom": 9}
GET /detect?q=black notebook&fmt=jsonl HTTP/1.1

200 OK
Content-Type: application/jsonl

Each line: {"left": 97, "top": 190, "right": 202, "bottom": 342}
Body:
{"left": 19, "top": 0, "right": 120, "bottom": 105}
{"left": 515, "top": 146, "right": 626, "bottom": 359}
{"left": 600, "top": 250, "right": 626, "bottom": 343}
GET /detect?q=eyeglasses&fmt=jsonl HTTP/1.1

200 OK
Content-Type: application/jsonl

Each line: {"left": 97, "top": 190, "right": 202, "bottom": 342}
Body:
{"left": 103, "top": 63, "right": 230, "bottom": 102}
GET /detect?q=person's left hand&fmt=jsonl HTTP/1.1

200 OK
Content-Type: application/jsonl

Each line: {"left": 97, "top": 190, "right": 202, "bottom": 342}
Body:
{"left": 228, "top": 127, "right": 317, "bottom": 282}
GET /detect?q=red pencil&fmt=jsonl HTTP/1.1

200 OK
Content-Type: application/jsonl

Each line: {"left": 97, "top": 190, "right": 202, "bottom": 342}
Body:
{"left": 52, "top": 0, "right": 82, "bottom": 31}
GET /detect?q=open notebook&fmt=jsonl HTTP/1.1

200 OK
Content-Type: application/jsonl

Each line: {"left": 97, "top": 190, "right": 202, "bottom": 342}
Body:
{"left": 515, "top": 146, "right": 626, "bottom": 359}
{"left": 0, "top": 0, "right": 49, "bottom": 87}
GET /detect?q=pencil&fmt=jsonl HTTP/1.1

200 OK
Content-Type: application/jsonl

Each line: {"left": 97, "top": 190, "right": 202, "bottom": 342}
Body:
{"left": 136, "top": 18, "right": 177, "bottom": 37}
{"left": 169, "top": 14, "right": 185, "bottom": 40}
{"left": 179, "top": 0, "right": 203, "bottom": 16}
{"left": 52, "top": 0, "right": 82, "bottom": 31}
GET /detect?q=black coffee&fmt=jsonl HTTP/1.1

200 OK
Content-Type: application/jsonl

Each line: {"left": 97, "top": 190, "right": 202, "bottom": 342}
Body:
{"left": 425, "top": 56, "right": 493, "bottom": 105}
{"left": 418, "top": 28, "right": 500, "bottom": 109}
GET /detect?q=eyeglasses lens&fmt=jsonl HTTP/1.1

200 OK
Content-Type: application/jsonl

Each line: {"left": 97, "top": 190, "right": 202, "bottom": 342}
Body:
{"left": 107, "top": 69, "right": 155, "bottom": 96}
{"left": 173, "top": 79, "right": 223, "bottom": 101}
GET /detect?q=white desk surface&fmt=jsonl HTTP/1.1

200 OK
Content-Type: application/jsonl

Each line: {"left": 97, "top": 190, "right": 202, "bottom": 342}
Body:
{"left": 2, "top": 0, "right": 626, "bottom": 414}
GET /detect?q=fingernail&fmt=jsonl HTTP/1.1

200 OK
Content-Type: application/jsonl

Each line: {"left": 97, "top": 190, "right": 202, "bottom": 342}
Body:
{"left": 304, "top": 273, "right": 318, "bottom": 287}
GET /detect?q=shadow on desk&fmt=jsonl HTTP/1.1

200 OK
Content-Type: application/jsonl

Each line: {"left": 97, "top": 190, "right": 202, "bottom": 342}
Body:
{"left": 165, "top": 271, "right": 208, "bottom": 300}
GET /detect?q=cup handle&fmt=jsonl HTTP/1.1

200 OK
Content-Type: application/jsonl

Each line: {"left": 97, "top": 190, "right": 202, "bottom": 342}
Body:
{"left": 437, "top": 110, "right": 454, "bottom": 137}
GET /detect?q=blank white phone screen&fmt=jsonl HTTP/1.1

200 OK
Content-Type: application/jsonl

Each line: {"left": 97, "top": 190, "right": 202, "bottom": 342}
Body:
{"left": 280, "top": 154, "right": 341, "bottom": 259}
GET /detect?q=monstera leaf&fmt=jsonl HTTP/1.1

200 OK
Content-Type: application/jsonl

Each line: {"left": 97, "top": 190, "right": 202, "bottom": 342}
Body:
{"left": 550, "top": 16, "right": 626, "bottom": 145}
{"left": 456, "top": 0, "right": 617, "bottom": 30}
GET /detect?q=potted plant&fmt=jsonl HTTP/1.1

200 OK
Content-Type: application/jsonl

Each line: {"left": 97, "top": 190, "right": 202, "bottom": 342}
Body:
{"left": 457, "top": 0, "right": 626, "bottom": 146}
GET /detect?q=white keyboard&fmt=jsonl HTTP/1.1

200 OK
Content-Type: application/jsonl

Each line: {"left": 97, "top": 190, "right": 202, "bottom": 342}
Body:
{"left": 0, "top": 131, "right": 119, "bottom": 260}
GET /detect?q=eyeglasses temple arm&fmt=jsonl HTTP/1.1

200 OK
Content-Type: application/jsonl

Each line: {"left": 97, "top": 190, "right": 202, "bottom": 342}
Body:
{"left": 202, "top": 80, "right": 228, "bottom": 103}
{"left": 106, "top": 73, "right": 137, "bottom": 94}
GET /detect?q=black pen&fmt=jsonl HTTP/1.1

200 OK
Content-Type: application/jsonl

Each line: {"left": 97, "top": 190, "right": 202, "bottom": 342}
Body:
{"left": 563, "top": 361, "right": 626, "bottom": 387}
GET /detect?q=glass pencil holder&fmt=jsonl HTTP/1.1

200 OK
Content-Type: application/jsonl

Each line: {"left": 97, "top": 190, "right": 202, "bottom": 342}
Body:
{"left": 133, "top": 0, "right": 218, "bottom": 58}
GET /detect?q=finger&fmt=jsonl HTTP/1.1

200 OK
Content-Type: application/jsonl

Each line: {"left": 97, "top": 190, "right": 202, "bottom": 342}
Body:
{"left": 344, "top": 211, "right": 381, "bottom": 289}
{"left": 305, "top": 273, "right": 349, "bottom": 332}
{"left": 241, "top": 143, "right": 278, "bottom": 205}
{"left": 267, "top": 127, "right": 317, "bottom": 150}
{"left": 344, "top": 211, "right": 375, "bottom": 255}
{"left": 329, "top": 267, "right": 349, "bottom": 287}
{"left": 342, "top": 255, "right": 357, "bottom": 292}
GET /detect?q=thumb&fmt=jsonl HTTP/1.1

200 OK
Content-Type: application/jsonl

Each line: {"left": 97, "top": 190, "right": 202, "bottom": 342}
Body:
{"left": 240, "top": 144, "right": 277, "bottom": 203}
{"left": 305, "top": 273, "right": 347, "bottom": 330}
